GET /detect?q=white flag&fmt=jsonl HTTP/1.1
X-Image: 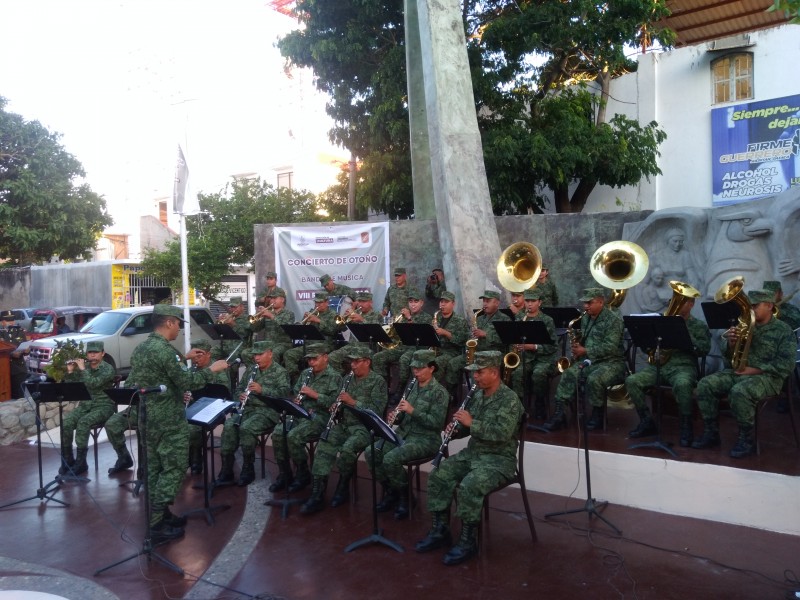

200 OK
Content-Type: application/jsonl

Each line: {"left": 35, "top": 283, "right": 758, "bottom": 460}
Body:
{"left": 173, "top": 145, "right": 189, "bottom": 214}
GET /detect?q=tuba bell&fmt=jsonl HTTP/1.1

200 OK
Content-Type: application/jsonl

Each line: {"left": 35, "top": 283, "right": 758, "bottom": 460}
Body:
{"left": 497, "top": 242, "right": 542, "bottom": 293}
{"left": 590, "top": 241, "right": 649, "bottom": 308}
{"left": 647, "top": 281, "right": 701, "bottom": 366}
{"left": 714, "top": 276, "right": 754, "bottom": 371}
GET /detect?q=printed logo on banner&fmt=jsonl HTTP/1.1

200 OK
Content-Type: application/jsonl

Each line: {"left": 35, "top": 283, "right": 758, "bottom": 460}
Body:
{"left": 360, "top": 231, "right": 370, "bottom": 243}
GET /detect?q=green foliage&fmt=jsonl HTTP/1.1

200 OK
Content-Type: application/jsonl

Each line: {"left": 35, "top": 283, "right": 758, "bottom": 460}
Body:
{"left": 0, "top": 97, "right": 113, "bottom": 265}
{"left": 280, "top": 0, "right": 674, "bottom": 215}
{"left": 45, "top": 339, "right": 86, "bottom": 382}
{"left": 139, "top": 178, "right": 328, "bottom": 302}
{"left": 767, "top": 0, "right": 800, "bottom": 23}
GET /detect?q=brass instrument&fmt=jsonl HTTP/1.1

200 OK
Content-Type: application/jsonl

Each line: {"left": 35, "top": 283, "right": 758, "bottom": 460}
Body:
{"left": 466, "top": 309, "right": 484, "bottom": 364}
{"left": 589, "top": 240, "right": 650, "bottom": 309}
{"left": 249, "top": 302, "right": 275, "bottom": 324}
{"left": 432, "top": 383, "right": 477, "bottom": 468}
{"left": 217, "top": 312, "right": 234, "bottom": 325}
{"left": 503, "top": 351, "right": 520, "bottom": 384}
{"left": 497, "top": 241, "right": 542, "bottom": 292}
{"left": 556, "top": 312, "right": 585, "bottom": 373}
{"left": 647, "top": 280, "right": 701, "bottom": 366}
{"left": 378, "top": 312, "right": 404, "bottom": 350}
{"left": 301, "top": 308, "right": 320, "bottom": 325}
{"left": 432, "top": 310, "right": 440, "bottom": 329}
{"left": 335, "top": 306, "right": 363, "bottom": 326}
{"left": 320, "top": 370, "right": 354, "bottom": 441}
{"left": 233, "top": 365, "right": 259, "bottom": 427}
{"left": 715, "top": 276, "right": 754, "bottom": 371}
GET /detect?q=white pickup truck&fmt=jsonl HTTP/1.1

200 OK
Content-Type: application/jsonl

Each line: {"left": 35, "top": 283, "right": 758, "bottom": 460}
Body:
{"left": 25, "top": 306, "right": 218, "bottom": 378}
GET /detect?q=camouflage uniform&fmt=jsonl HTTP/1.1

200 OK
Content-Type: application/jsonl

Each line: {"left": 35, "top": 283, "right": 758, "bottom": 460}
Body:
{"left": 329, "top": 308, "right": 382, "bottom": 372}
{"left": 510, "top": 311, "right": 557, "bottom": 407}
{"left": 328, "top": 282, "right": 356, "bottom": 299}
{"left": 283, "top": 307, "right": 344, "bottom": 380}
{"left": 220, "top": 313, "right": 254, "bottom": 358}
{"left": 554, "top": 306, "right": 626, "bottom": 409}
{"left": 447, "top": 309, "right": 511, "bottom": 388}
{"left": 61, "top": 361, "right": 117, "bottom": 451}
{"left": 128, "top": 330, "right": 218, "bottom": 527}
{"left": 535, "top": 278, "right": 559, "bottom": 308}
{"left": 104, "top": 405, "right": 139, "bottom": 463}
{"left": 373, "top": 309, "right": 433, "bottom": 381}
{"left": 382, "top": 284, "right": 409, "bottom": 317}
{"left": 250, "top": 306, "right": 295, "bottom": 364}
{"left": 365, "top": 376, "right": 448, "bottom": 490}
{"left": 626, "top": 316, "right": 711, "bottom": 416}
{"left": 311, "top": 370, "right": 388, "bottom": 479}
{"left": 778, "top": 302, "right": 800, "bottom": 332}
{"left": 426, "top": 382, "right": 523, "bottom": 523}
{"left": 424, "top": 312, "right": 470, "bottom": 390}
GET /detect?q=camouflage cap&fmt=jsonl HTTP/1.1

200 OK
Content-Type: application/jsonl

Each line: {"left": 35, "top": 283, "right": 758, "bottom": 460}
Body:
{"left": 479, "top": 290, "right": 501, "bottom": 300}
{"left": 762, "top": 281, "right": 782, "bottom": 294}
{"left": 0, "top": 310, "right": 14, "bottom": 320}
{"left": 153, "top": 304, "right": 185, "bottom": 322}
{"left": 267, "top": 287, "right": 287, "bottom": 298}
{"left": 190, "top": 339, "right": 212, "bottom": 352}
{"left": 579, "top": 287, "right": 606, "bottom": 302}
{"left": 265, "top": 271, "right": 277, "bottom": 278}
{"left": 406, "top": 287, "right": 423, "bottom": 300}
{"left": 356, "top": 291, "right": 373, "bottom": 301}
{"left": 409, "top": 349, "right": 436, "bottom": 368}
{"left": 541, "top": 264, "right": 550, "bottom": 270}
{"left": 394, "top": 267, "right": 406, "bottom": 275}
{"left": 228, "top": 296, "right": 243, "bottom": 307}
{"left": 747, "top": 289, "right": 775, "bottom": 305}
{"left": 346, "top": 345, "right": 372, "bottom": 360}
{"left": 523, "top": 288, "right": 542, "bottom": 301}
{"left": 86, "top": 341, "right": 104, "bottom": 353}
{"left": 320, "top": 274, "right": 332, "bottom": 285}
{"left": 440, "top": 291, "right": 456, "bottom": 302}
{"left": 252, "top": 340, "right": 275, "bottom": 355}
{"left": 314, "top": 292, "right": 329, "bottom": 302}
{"left": 304, "top": 343, "right": 329, "bottom": 358}
{"left": 510, "top": 291, "right": 524, "bottom": 297}
{"left": 465, "top": 350, "right": 503, "bottom": 371}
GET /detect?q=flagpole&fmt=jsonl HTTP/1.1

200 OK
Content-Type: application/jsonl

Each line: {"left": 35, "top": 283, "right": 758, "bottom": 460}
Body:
{"left": 180, "top": 211, "right": 191, "bottom": 357}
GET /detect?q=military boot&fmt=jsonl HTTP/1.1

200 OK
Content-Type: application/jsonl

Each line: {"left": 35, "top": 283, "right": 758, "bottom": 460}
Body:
{"left": 376, "top": 482, "right": 400, "bottom": 512}
{"left": 443, "top": 521, "right": 479, "bottom": 566}
{"left": 679, "top": 415, "right": 694, "bottom": 448}
{"left": 58, "top": 446, "right": 75, "bottom": 475}
{"left": 628, "top": 407, "right": 657, "bottom": 438}
{"left": 329, "top": 473, "right": 352, "bottom": 507}
{"left": 72, "top": 447, "right": 89, "bottom": 475}
{"left": 533, "top": 397, "right": 547, "bottom": 421}
{"left": 163, "top": 507, "right": 188, "bottom": 527}
{"left": 585, "top": 406, "right": 604, "bottom": 431}
{"left": 237, "top": 452, "right": 256, "bottom": 486}
{"left": 543, "top": 402, "right": 566, "bottom": 432}
{"left": 729, "top": 425, "right": 755, "bottom": 458}
{"left": 394, "top": 491, "right": 413, "bottom": 521}
{"left": 215, "top": 453, "right": 236, "bottom": 486}
{"left": 287, "top": 460, "right": 311, "bottom": 493}
{"left": 415, "top": 511, "right": 452, "bottom": 553}
{"left": 300, "top": 476, "right": 328, "bottom": 515}
{"left": 189, "top": 445, "right": 203, "bottom": 474}
{"left": 269, "top": 461, "right": 293, "bottom": 493}
{"left": 149, "top": 519, "right": 185, "bottom": 546}
{"left": 107, "top": 447, "right": 133, "bottom": 474}
{"left": 691, "top": 418, "right": 721, "bottom": 449}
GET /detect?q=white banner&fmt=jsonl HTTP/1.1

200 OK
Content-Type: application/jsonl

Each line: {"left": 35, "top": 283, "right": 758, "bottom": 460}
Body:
{"left": 274, "top": 222, "right": 391, "bottom": 318}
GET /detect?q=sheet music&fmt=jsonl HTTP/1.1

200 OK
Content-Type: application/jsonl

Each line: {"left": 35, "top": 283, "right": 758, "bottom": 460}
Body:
{"left": 190, "top": 398, "right": 236, "bottom": 425}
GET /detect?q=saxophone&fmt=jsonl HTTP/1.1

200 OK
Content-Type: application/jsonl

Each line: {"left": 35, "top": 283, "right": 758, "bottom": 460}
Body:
{"left": 320, "top": 371, "right": 354, "bottom": 441}
{"left": 465, "top": 309, "right": 484, "bottom": 364}
{"left": 715, "top": 276, "right": 754, "bottom": 371}
{"left": 556, "top": 312, "right": 584, "bottom": 373}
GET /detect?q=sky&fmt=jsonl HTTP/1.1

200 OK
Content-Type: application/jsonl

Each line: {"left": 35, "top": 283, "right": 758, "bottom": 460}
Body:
{"left": 2, "top": 0, "right": 338, "bottom": 240}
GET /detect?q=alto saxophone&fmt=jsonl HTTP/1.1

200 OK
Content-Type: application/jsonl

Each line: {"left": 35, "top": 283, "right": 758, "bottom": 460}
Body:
{"left": 465, "top": 309, "right": 484, "bottom": 365}
{"left": 320, "top": 371, "right": 354, "bottom": 441}
{"left": 557, "top": 311, "right": 585, "bottom": 373}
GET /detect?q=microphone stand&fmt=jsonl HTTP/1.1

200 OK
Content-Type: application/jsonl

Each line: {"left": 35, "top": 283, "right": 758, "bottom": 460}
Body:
{"left": 545, "top": 363, "right": 621, "bottom": 534}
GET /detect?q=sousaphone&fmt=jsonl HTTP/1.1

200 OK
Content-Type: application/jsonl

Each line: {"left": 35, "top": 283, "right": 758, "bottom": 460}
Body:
{"left": 590, "top": 240, "right": 649, "bottom": 308}
{"left": 497, "top": 242, "right": 542, "bottom": 293}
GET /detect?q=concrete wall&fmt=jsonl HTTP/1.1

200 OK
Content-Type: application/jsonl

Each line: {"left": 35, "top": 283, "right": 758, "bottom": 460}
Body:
{"left": 29, "top": 263, "right": 114, "bottom": 308}
{"left": 0, "top": 267, "right": 32, "bottom": 310}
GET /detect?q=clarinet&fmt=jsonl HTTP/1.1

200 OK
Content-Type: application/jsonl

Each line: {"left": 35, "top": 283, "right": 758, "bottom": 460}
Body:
{"left": 376, "top": 376, "right": 417, "bottom": 451}
{"left": 287, "top": 369, "right": 313, "bottom": 432}
{"left": 233, "top": 365, "right": 259, "bottom": 427}
{"left": 431, "top": 382, "right": 477, "bottom": 468}
{"left": 320, "top": 371, "right": 354, "bottom": 441}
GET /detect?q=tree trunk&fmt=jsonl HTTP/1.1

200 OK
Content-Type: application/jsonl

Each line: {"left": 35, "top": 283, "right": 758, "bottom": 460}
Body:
{"left": 554, "top": 185, "right": 572, "bottom": 213}
{"left": 595, "top": 69, "right": 611, "bottom": 126}
{"left": 569, "top": 178, "right": 598, "bottom": 212}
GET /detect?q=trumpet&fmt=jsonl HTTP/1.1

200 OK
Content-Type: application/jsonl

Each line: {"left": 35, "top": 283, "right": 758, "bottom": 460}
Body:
{"left": 217, "top": 312, "right": 234, "bottom": 325}
{"left": 335, "top": 306, "right": 362, "bottom": 326}
{"left": 301, "top": 308, "right": 320, "bottom": 325}
{"left": 320, "top": 371, "right": 353, "bottom": 441}
{"left": 249, "top": 302, "right": 274, "bottom": 324}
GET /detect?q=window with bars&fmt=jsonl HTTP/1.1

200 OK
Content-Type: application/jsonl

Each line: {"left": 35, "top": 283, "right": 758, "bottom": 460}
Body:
{"left": 711, "top": 53, "right": 753, "bottom": 104}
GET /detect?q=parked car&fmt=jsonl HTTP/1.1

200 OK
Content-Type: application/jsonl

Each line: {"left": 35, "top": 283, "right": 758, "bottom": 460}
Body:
{"left": 26, "top": 306, "right": 110, "bottom": 342}
{"left": 25, "top": 305, "right": 217, "bottom": 379}
{"left": 3, "top": 307, "right": 38, "bottom": 331}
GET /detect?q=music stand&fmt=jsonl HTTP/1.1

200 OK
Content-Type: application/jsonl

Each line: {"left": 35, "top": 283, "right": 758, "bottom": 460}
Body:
{"left": 542, "top": 307, "right": 582, "bottom": 329}
{"left": 95, "top": 389, "right": 184, "bottom": 576}
{"left": 262, "top": 395, "right": 311, "bottom": 519}
{"left": 342, "top": 406, "right": 404, "bottom": 554}
{"left": 105, "top": 387, "right": 144, "bottom": 496}
{"left": 499, "top": 308, "right": 515, "bottom": 320}
{"left": 623, "top": 316, "right": 693, "bottom": 458}
{"left": 184, "top": 396, "right": 237, "bottom": 525}
{"left": 393, "top": 323, "right": 441, "bottom": 352}
{"left": 0, "top": 380, "right": 72, "bottom": 509}
{"left": 545, "top": 365, "right": 622, "bottom": 535}
{"left": 46, "top": 381, "right": 94, "bottom": 483}
{"left": 347, "top": 323, "right": 393, "bottom": 353}
{"left": 701, "top": 301, "right": 740, "bottom": 330}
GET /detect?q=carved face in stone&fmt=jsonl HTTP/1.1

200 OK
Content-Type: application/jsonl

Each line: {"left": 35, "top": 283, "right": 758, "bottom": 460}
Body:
{"left": 651, "top": 268, "right": 665, "bottom": 287}
{"left": 668, "top": 234, "right": 685, "bottom": 253}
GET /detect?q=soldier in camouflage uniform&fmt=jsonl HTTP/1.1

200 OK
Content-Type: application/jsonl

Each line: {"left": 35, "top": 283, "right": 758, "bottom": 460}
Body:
{"left": 424, "top": 268, "right": 446, "bottom": 313}
{"left": 506, "top": 291, "right": 525, "bottom": 318}
{"left": 250, "top": 287, "right": 295, "bottom": 364}
{"left": 381, "top": 266, "right": 410, "bottom": 317}
{"left": 127, "top": 304, "right": 229, "bottom": 544}
{"left": 58, "top": 341, "right": 117, "bottom": 476}
{"left": 300, "top": 346, "right": 387, "bottom": 515}
{"left": 694, "top": 289, "right": 796, "bottom": 458}
{"left": 372, "top": 288, "right": 432, "bottom": 389}
{"left": 215, "top": 340, "right": 290, "bottom": 487}
{"left": 0, "top": 310, "right": 29, "bottom": 398}
{"left": 419, "top": 291, "right": 470, "bottom": 394}
{"left": 763, "top": 280, "right": 800, "bottom": 332}
{"left": 534, "top": 264, "right": 559, "bottom": 308}
{"left": 185, "top": 339, "right": 231, "bottom": 474}
{"left": 321, "top": 273, "right": 356, "bottom": 304}
{"left": 545, "top": 287, "right": 626, "bottom": 432}
{"left": 511, "top": 289, "right": 557, "bottom": 420}
{"left": 626, "top": 294, "right": 711, "bottom": 446}
{"left": 218, "top": 296, "right": 255, "bottom": 391}
{"left": 447, "top": 290, "right": 511, "bottom": 392}
{"left": 269, "top": 343, "right": 342, "bottom": 494}
{"left": 255, "top": 271, "right": 278, "bottom": 307}
{"left": 329, "top": 292, "right": 382, "bottom": 372}
{"left": 365, "top": 349, "right": 448, "bottom": 520}
{"left": 283, "top": 292, "right": 345, "bottom": 381}
{"left": 415, "top": 351, "right": 523, "bottom": 566}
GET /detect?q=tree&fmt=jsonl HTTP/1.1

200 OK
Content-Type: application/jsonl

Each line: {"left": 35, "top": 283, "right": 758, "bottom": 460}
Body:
{"left": 0, "top": 97, "right": 113, "bottom": 265}
{"left": 279, "top": 0, "right": 674, "bottom": 215}
{"left": 139, "top": 178, "right": 328, "bottom": 301}
{"left": 768, "top": 0, "right": 800, "bottom": 23}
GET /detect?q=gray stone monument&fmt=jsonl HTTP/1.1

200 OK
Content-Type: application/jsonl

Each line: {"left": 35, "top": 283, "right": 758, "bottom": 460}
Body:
{"left": 405, "top": 0, "right": 503, "bottom": 315}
